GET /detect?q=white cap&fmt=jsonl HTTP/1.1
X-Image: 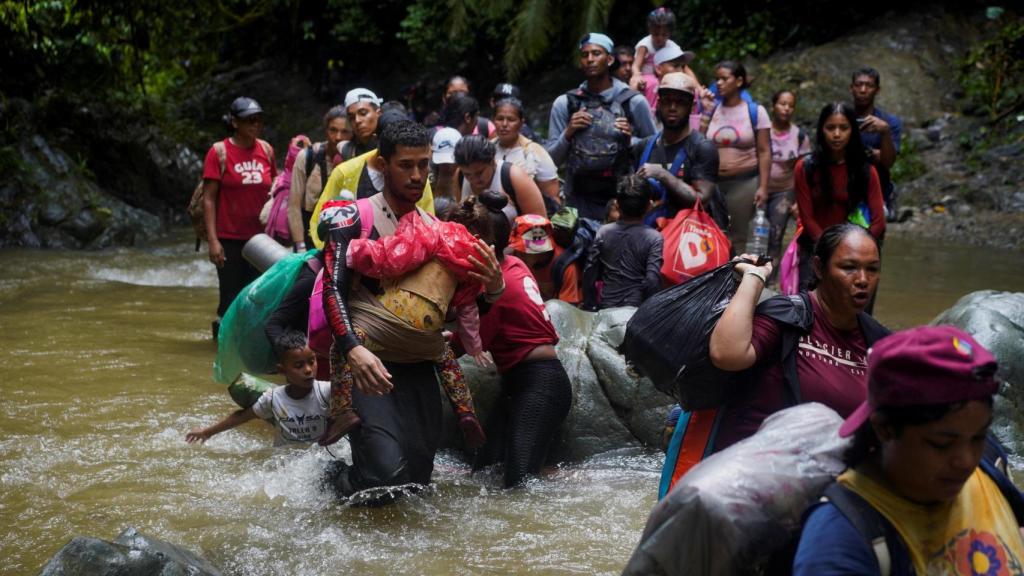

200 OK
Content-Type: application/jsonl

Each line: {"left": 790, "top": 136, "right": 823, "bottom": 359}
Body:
{"left": 343, "top": 88, "right": 381, "bottom": 109}
{"left": 653, "top": 44, "right": 696, "bottom": 67}
{"left": 432, "top": 127, "right": 462, "bottom": 164}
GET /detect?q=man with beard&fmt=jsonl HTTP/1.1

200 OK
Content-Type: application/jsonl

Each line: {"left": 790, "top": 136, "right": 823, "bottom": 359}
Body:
{"left": 632, "top": 73, "right": 723, "bottom": 228}
{"left": 319, "top": 120, "right": 502, "bottom": 504}
{"left": 547, "top": 32, "right": 656, "bottom": 221}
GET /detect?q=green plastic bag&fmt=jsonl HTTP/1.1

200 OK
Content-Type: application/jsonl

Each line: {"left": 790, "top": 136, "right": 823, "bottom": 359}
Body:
{"left": 214, "top": 250, "right": 319, "bottom": 384}
{"left": 228, "top": 372, "right": 276, "bottom": 408}
{"left": 847, "top": 201, "right": 870, "bottom": 229}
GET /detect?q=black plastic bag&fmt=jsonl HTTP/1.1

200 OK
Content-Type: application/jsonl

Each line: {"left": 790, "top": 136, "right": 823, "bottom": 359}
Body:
{"left": 622, "top": 260, "right": 746, "bottom": 410}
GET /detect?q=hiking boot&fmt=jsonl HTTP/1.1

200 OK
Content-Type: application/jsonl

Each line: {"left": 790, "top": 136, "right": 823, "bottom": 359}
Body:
{"left": 318, "top": 410, "right": 362, "bottom": 446}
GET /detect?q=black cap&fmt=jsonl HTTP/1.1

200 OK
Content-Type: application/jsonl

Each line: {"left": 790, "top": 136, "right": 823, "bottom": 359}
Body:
{"left": 492, "top": 83, "right": 521, "bottom": 100}
{"left": 230, "top": 97, "right": 263, "bottom": 119}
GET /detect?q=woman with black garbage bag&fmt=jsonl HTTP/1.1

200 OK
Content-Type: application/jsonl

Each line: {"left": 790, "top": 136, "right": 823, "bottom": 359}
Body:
{"left": 708, "top": 223, "right": 889, "bottom": 451}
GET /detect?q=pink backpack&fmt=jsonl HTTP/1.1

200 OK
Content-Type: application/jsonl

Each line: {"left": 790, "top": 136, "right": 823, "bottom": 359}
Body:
{"left": 779, "top": 230, "right": 802, "bottom": 296}
{"left": 264, "top": 181, "right": 291, "bottom": 242}
{"left": 307, "top": 198, "right": 374, "bottom": 357}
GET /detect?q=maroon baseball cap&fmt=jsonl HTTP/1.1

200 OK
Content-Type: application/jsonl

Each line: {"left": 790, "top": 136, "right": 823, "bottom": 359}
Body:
{"left": 838, "top": 325, "right": 999, "bottom": 437}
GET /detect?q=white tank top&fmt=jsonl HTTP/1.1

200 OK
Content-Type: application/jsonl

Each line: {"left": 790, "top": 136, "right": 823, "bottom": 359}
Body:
{"left": 460, "top": 160, "right": 518, "bottom": 223}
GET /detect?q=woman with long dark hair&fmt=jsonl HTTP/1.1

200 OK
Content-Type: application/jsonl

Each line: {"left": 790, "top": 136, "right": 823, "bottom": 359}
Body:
{"left": 794, "top": 102, "right": 885, "bottom": 289}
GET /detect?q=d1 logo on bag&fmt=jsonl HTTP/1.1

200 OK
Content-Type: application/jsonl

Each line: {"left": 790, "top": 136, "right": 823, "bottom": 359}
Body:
{"left": 660, "top": 201, "right": 731, "bottom": 286}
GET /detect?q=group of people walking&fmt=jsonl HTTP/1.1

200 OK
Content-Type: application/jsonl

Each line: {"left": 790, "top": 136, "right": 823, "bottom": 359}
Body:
{"left": 188, "top": 7, "right": 1023, "bottom": 574}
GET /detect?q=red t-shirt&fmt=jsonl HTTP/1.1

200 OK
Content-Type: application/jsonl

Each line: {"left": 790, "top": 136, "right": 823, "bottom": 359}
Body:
{"left": 203, "top": 138, "right": 276, "bottom": 240}
{"left": 479, "top": 256, "right": 559, "bottom": 373}
{"left": 794, "top": 159, "right": 885, "bottom": 242}
{"left": 715, "top": 293, "right": 868, "bottom": 450}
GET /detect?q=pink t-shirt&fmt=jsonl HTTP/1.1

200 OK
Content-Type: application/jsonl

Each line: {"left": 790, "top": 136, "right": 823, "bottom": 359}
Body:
{"left": 707, "top": 102, "right": 770, "bottom": 177}
{"left": 715, "top": 294, "right": 868, "bottom": 450}
{"left": 768, "top": 126, "right": 812, "bottom": 193}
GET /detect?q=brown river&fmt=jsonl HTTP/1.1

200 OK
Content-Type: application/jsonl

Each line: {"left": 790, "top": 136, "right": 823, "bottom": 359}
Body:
{"left": 1, "top": 229, "right": 1021, "bottom": 574}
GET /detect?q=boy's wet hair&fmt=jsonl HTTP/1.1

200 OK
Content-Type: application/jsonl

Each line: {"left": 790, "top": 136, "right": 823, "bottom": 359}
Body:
{"left": 274, "top": 329, "right": 309, "bottom": 359}
{"left": 616, "top": 174, "right": 653, "bottom": 218}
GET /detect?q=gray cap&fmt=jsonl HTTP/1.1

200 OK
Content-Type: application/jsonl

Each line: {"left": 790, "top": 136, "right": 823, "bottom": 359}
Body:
{"left": 230, "top": 97, "right": 263, "bottom": 118}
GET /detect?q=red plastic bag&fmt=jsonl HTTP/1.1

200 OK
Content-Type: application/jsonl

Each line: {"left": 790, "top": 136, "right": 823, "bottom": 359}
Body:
{"left": 347, "top": 212, "right": 479, "bottom": 281}
{"left": 660, "top": 201, "right": 731, "bottom": 285}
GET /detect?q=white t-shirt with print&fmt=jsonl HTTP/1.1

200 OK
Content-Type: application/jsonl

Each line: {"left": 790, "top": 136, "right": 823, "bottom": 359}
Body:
{"left": 251, "top": 380, "right": 331, "bottom": 446}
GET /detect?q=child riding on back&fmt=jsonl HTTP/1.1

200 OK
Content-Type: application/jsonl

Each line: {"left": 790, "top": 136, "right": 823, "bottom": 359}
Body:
{"left": 631, "top": 7, "right": 681, "bottom": 109}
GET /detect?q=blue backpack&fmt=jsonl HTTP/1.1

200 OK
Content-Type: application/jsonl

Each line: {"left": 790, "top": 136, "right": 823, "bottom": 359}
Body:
{"left": 638, "top": 132, "right": 688, "bottom": 228}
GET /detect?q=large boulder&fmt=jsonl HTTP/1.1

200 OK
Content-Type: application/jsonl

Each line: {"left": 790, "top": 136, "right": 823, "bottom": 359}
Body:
{"left": 931, "top": 291, "right": 1024, "bottom": 454}
{"left": 1, "top": 134, "right": 162, "bottom": 249}
{"left": 39, "top": 527, "right": 220, "bottom": 576}
{"left": 451, "top": 300, "right": 676, "bottom": 462}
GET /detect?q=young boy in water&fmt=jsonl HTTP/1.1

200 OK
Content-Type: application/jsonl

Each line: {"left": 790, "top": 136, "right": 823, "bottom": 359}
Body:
{"left": 185, "top": 330, "right": 330, "bottom": 446}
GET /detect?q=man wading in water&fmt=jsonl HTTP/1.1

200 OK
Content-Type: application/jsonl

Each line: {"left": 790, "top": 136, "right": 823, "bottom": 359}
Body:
{"left": 320, "top": 120, "right": 503, "bottom": 504}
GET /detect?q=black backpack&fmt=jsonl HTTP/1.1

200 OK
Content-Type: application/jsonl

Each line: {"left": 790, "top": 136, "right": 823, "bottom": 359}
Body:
{"left": 565, "top": 88, "right": 640, "bottom": 177}
{"left": 551, "top": 217, "right": 602, "bottom": 296}
{"left": 498, "top": 161, "right": 561, "bottom": 217}
{"left": 305, "top": 142, "right": 329, "bottom": 183}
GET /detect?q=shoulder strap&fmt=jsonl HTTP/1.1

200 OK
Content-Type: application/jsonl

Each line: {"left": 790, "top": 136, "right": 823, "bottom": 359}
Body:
{"left": 613, "top": 88, "right": 639, "bottom": 124}
{"left": 355, "top": 197, "right": 374, "bottom": 239}
{"left": 304, "top": 144, "right": 317, "bottom": 177}
{"left": 822, "top": 484, "right": 895, "bottom": 576}
{"left": 214, "top": 141, "right": 227, "bottom": 175}
{"left": 639, "top": 133, "right": 659, "bottom": 168}
{"left": 747, "top": 100, "right": 759, "bottom": 134}
{"left": 500, "top": 162, "right": 516, "bottom": 204}
{"left": 981, "top": 434, "right": 1024, "bottom": 525}
{"left": 857, "top": 312, "right": 892, "bottom": 347}
{"left": 755, "top": 292, "right": 814, "bottom": 407}
{"left": 256, "top": 138, "right": 274, "bottom": 167}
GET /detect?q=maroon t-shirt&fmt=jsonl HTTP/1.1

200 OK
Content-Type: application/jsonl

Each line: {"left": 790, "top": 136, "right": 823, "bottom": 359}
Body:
{"left": 479, "top": 256, "right": 559, "bottom": 373}
{"left": 203, "top": 138, "right": 276, "bottom": 240}
{"left": 715, "top": 294, "right": 869, "bottom": 450}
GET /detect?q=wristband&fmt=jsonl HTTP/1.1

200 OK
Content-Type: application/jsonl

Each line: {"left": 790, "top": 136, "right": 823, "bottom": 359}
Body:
{"left": 294, "top": 242, "right": 306, "bottom": 252}
{"left": 744, "top": 269, "right": 767, "bottom": 285}
{"left": 483, "top": 281, "right": 506, "bottom": 303}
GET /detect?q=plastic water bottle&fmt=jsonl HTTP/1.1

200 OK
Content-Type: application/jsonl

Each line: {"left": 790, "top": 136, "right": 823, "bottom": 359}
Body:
{"left": 746, "top": 208, "right": 769, "bottom": 257}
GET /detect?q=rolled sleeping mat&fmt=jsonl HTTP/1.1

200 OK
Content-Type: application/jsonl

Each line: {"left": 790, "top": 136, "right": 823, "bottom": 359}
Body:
{"left": 228, "top": 372, "right": 276, "bottom": 409}
{"left": 242, "top": 233, "right": 291, "bottom": 273}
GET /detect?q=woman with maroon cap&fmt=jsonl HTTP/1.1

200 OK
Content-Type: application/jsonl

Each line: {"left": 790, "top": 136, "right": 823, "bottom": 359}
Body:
{"left": 794, "top": 326, "right": 1024, "bottom": 575}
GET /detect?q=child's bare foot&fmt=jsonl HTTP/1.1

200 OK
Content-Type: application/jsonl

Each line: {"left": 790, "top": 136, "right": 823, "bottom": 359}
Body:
{"left": 318, "top": 410, "right": 362, "bottom": 446}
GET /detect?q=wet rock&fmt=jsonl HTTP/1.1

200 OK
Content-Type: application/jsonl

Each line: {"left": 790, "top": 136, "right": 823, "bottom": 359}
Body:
{"left": 1, "top": 134, "right": 163, "bottom": 249}
{"left": 39, "top": 527, "right": 221, "bottom": 576}
{"left": 932, "top": 291, "right": 1024, "bottom": 456}
{"left": 456, "top": 301, "right": 675, "bottom": 462}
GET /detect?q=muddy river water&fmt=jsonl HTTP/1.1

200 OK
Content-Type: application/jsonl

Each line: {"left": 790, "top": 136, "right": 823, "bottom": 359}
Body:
{"left": 1, "top": 231, "right": 1021, "bottom": 574}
